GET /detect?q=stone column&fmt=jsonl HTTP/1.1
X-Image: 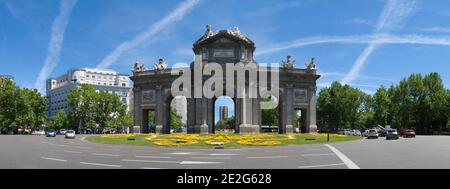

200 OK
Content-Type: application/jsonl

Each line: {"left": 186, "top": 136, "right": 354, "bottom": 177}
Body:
{"left": 206, "top": 98, "right": 215, "bottom": 134}
{"left": 133, "top": 87, "right": 143, "bottom": 134}
{"left": 252, "top": 96, "right": 261, "bottom": 128}
{"left": 308, "top": 86, "right": 318, "bottom": 133}
{"left": 193, "top": 98, "right": 209, "bottom": 134}
{"left": 285, "top": 86, "right": 294, "bottom": 134}
{"left": 186, "top": 98, "right": 196, "bottom": 134}
{"left": 239, "top": 87, "right": 260, "bottom": 134}
{"left": 155, "top": 85, "right": 165, "bottom": 134}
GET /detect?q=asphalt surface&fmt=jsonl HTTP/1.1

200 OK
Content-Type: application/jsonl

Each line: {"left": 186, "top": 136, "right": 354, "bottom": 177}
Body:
{"left": 0, "top": 135, "right": 448, "bottom": 169}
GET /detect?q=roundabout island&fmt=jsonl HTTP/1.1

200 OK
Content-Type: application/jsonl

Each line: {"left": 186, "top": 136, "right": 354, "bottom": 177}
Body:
{"left": 85, "top": 132, "right": 361, "bottom": 148}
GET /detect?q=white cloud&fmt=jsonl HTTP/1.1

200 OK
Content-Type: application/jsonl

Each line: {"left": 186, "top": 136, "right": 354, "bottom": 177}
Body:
{"left": 34, "top": 0, "right": 77, "bottom": 92}
{"left": 341, "top": 0, "right": 419, "bottom": 84}
{"left": 343, "top": 18, "right": 373, "bottom": 27}
{"left": 96, "top": 0, "right": 200, "bottom": 69}
{"left": 419, "top": 27, "right": 450, "bottom": 34}
{"left": 256, "top": 33, "right": 450, "bottom": 56}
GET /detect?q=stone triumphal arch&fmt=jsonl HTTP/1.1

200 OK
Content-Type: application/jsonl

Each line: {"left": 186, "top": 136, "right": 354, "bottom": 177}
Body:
{"left": 131, "top": 26, "right": 320, "bottom": 134}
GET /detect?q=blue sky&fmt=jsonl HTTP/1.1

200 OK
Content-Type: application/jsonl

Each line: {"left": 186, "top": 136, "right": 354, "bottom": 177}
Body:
{"left": 1, "top": 0, "right": 450, "bottom": 121}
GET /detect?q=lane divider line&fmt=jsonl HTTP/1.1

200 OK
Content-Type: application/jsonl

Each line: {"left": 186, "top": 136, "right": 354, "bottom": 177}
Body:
{"left": 80, "top": 162, "right": 121, "bottom": 168}
{"left": 40, "top": 157, "right": 67, "bottom": 162}
{"left": 63, "top": 150, "right": 83, "bottom": 154}
{"left": 325, "top": 144, "right": 361, "bottom": 169}
{"left": 247, "top": 156, "right": 288, "bottom": 159}
{"left": 298, "top": 163, "right": 345, "bottom": 169}
{"left": 301, "top": 153, "right": 335, "bottom": 157}
{"left": 92, "top": 153, "right": 120, "bottom": 157}
{"left": 135, "top": 156, "right": 172, "bottom": 159}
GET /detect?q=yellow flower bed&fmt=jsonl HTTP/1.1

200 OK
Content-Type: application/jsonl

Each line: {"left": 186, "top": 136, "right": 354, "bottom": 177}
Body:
{"left": 152, "top": 139, "right": 199, "bottom": 146}
{"left": 236, "top": 140, "right": 281, "bottom": 146}
{"left": 310, "top": 133, "right": 347, "bottom": 137}
{"left": 100, "top": 134, "right": 136, "bottom": 139}
{"left": 204, "top": 140, "right": 230, "bottom": 145}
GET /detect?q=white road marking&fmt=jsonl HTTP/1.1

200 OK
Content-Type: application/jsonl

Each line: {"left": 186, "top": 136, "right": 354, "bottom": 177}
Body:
{"left": 80, "top": 162, "right": 121, "bottom": 168}
{"left": 122, "top": 159, "right": 180, "bottom": 164}
{"left": 135, "top": 156, "right": 172, "bottom": 159}
{"left": 165, "top": 152, "right": 194, "bottom": 155}
{"left": 301, "top": 153, "right": 335, "bottom": 157}
{"left": 40, "top": 157, "right": 67, "bottom": 162}
{"left": 92, "top": 153, "right": 120, "bottom": 157}
{"left": 180, "top": 161, "right": 223, "bottom": 165}
{"left": 325, "top": 144, "right": 360, "bottom": 169}
{"left": 63, "top": 150, "right": 83, "bottom": 154}
{"left": 122, "top": 159, "right": 223, "bottom": 165}
{"left": 75, "top": 146, "right": 91, "bottom": 149}
{"left": 209, "top": 153, "right": 239, "bottom": 156}
{"left": 298, "top": 163, "right": 345, "bottom": 169}
{"left": 191, "top": 157, "right": 231, "bottom": 160}
{"left": 141, "top": 167, "right": 165, "bottom": 169}
{"left": 247, "top": 156, "right": 288, "bottom": 159}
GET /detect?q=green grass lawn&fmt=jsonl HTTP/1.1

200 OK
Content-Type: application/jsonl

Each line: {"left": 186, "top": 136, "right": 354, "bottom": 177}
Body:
{"left": 85, "top": 133, "right": 361, "bottom": 149}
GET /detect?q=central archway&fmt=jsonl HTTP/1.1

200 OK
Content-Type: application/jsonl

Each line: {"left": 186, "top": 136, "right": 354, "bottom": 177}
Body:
{"left": 213, "top": 96, "right": 236, "bottom": 133}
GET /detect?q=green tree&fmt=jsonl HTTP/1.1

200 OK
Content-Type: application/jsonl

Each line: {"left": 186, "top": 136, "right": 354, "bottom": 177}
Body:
{"left": 0, "top": 79, "right": 46, "bottom": 132}
{"left": 68, "top": 84, "right": 97, "bottom": 131}
{"left": 373, "top": 86, "right": 390, "bottom": 126}
{"left": 170, "top": 108, "right": 183, "bottom": 129}
{"left": 48, "top": 111, "right": 69, "bottom": 130}
{"left": 93, "top": 91, "right": 126, "bottom": 128}
{"left": 317, "top": 82, "right": 365, "bottom": 131}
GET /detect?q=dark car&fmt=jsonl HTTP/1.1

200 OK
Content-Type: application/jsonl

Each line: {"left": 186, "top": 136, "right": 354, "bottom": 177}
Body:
{"left": 403, "top": 129, "right": 416, "bottom": 138}
{"left": 46, "top": 129, "right": 56, "bottom": 137}
{"left": 386, "top": 129, "right": 399, "bottom": 140}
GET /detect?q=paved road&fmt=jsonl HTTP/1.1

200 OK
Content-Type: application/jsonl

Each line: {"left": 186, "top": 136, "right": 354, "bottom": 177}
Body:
{"left": 0, "top": 135, "right": 448, "bottom": 169}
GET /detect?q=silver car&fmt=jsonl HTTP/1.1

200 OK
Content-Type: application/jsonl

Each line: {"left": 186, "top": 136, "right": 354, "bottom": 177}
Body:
{"left": 386, "top": 129, "right": 399, "bottom": 140}
{"left": 366, "top": 129, "right": 379, "bottom": 139}
{"left": 65, "top": 130, "right": 76, "bottom": 139}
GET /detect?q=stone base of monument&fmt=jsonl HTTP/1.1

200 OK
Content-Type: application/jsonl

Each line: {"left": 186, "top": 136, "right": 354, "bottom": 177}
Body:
{"left": 309, "top": 124, "right": 318, "bottom": 133}
{"left": 133, "top": 126, "right": 141, "bottom": 134}
{"left": 285, "top": 125, "right": 294, "bottom": 134}
{"left": 155, "top": 125, "right": 163, "bottom": 134}
{"left": 239, "top": 124, "right": 260, "bottom": 134}
{"left": 194, "top": 124, "right": 209, "bottom": 134}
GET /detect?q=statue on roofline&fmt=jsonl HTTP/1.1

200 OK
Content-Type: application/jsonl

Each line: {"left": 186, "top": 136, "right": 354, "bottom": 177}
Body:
{"left": 154, "top": 58, "right": 168, "bottom": 72}
{"left": 133, "top": 59, "right": 145, "bottom": 73}
{"left": 305, "top": 58, "right": 317, "bottom": 71}
{"left": 282, "top": 55, "right": 295, "bottom": 69}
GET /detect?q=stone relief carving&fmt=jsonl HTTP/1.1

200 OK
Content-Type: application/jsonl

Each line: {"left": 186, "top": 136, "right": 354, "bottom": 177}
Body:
{"left": 142, "top": 90, "right": 156, "bottom": 104}
{"left": 154, "top": 58, "right": 168, "bottom": 72}
{"left": 282, "top": 55, "right": 295, "bottom": 69}
{"left": 293, "top": 89, "right": 308, "bottom": 102}
{"left": 133, "top": 59, "right": 146, "bottom": 73}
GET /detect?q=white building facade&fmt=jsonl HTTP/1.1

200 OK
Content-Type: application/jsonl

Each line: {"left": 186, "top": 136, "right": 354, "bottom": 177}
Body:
{"left": 46, "top": 68, "right": 132, "bottom": 118}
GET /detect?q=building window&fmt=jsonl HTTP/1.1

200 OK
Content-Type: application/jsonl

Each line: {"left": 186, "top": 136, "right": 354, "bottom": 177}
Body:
{"left": 122, "top": 83, "right": 126, "bottom": 87}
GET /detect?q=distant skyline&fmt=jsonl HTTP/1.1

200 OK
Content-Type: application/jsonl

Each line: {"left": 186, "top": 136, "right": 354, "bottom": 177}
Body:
{"left": 1, "top": 0, "right": 449, "bottom": 95}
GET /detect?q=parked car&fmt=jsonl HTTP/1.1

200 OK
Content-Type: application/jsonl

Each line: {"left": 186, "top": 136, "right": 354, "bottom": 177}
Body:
{"left": 386, "top": 129, "right": 399, "bottom": 140}
{"left": 59, "top": 129, "right": 67, "bottom": 135}
{"left": 344, "top": 129, "right": 353, "bottom": 135}
{"left": 32, "top": 130, "right": 46, "bottom": 135}
{"left": 352, "top": 130, "right": 362, "bottom": 136}
{"left": 366, "top": 129, "right": 379, "bottom": 139}
{"left": 65, "top": 130, "right": 76, "bottom": 139}
{"left": 46, "top": 129, "right": 56, "bottom": 137}
{"left": 403, "top": 129, "right": 416, "bottom": 138}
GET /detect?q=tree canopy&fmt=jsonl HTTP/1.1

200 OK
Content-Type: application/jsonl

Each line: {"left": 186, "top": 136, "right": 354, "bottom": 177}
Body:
{"left": 317, "top": 72, "right": 450, "bottom": 134}
{"left": 0, "top": 78, "right": 46, "bottom": 132}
